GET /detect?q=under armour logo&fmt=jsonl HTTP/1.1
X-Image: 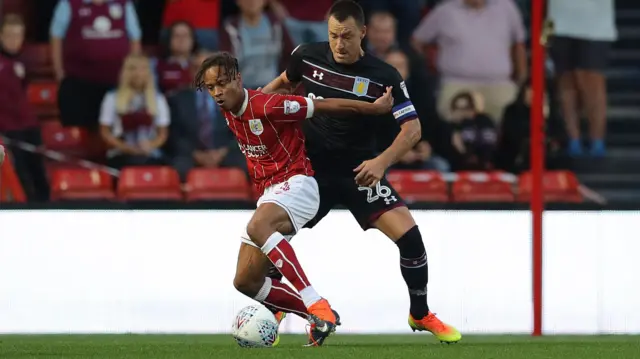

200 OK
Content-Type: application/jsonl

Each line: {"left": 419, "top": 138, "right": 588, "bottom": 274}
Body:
{"left": 275, "top": 259, "right": 283, "bottom": 268}
{"left": 384, "top": 196, "right": 398, "bottom": 205}
{"left": 313, "top": 70, "right": 324, "bottom": 80}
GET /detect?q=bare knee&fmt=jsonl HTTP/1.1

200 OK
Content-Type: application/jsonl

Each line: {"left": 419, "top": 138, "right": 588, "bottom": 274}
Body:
{"left": 246, "top": 204, "right": 294, "bottom": 246}
{"left": 233, "top": 272, "right": 265, "bottom": 298}
{"left": 246, "top": 217, "right": 274, "bottom": 247}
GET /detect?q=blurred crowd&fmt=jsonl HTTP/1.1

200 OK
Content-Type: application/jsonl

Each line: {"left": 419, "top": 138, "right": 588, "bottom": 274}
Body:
{"left": 0, "top": 0, "right": 617, "bottom": 202}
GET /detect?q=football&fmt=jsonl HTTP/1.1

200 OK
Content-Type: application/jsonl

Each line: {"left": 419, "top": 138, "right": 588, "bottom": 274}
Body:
{"left": 231, "top": 304, "right": 279, "bottom": 348}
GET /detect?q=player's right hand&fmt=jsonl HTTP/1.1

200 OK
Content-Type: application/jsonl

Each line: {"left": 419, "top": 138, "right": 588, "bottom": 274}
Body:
{"left": 372, "top": 86, "right": 393, "bottom": 115}
{"left": 0, "top": 145, "right": 5, "bottom": 166}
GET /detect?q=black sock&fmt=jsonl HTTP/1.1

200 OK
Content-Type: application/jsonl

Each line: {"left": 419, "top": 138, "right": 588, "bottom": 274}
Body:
{"left": 396, "top": 225, "right": 429, "bottom": 320}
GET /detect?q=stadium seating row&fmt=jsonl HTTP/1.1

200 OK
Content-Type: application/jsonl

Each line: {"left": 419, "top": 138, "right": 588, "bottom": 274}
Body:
{"left": 50, "top": 167, "right": 582, "bottom": 203}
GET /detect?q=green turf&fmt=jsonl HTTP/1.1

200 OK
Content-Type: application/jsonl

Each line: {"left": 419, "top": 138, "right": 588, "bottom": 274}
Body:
{"left": 1, "top": 335, "right": 639, "bottom": 359}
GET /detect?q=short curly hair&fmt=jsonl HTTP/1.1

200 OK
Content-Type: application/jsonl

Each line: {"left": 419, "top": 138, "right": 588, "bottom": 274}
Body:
{"left": 193, "top": 51, "right": 239, "bottom": 91}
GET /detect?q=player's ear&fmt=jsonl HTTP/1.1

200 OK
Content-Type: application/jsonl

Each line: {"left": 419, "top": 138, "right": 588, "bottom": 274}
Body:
{"left": 360, "top": 25, "right": 367, "bottom": 40}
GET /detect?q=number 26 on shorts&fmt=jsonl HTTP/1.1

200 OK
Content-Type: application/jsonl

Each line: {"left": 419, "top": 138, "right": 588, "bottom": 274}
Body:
{"left": 358, "top": 182, "right": 397, "bottom": 204}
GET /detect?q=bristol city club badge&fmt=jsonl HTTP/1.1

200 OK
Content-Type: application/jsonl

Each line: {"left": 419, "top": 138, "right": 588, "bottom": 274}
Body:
{"left": 248, "top": 119, "right": 264, "bottom": 136}
{"left": 352, "top": 76, "right": 370, "bottom": 97}
{"left": 284, "top": 100, "right": 300, "bottom": 114}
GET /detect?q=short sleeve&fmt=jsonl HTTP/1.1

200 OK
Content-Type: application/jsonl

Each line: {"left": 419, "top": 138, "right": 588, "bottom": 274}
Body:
{"left": 262, "top": 93, "right": 314, "bottom": 123}
{"left": 125, "top": 1, "right": 143, "bottom": 40}
{"left": 50, "top": 0, "right": 72, "bottom": 38}
{"left": 155, "top": 94, "right": 171, "bottom": 127}
{"left": 388, "top": 69, "right": 418, "bottom": 125}
{"left": 98, "top": 92, "right": 117, "bottom": 126}
{"left": 285, "top": 44, "right": 306, "bottom": 83}
{"left": 412, "top": 6, "right": 442, "bottom": 44}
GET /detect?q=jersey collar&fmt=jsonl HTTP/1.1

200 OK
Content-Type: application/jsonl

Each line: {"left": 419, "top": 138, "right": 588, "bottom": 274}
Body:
{"left": 233, "top": 89, "right": 249, "bottom": 117}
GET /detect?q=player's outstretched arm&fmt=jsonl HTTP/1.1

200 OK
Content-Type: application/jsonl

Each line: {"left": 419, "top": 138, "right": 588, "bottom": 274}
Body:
{"left": 312, "top": 86, "right": 394, "bottom": 116}
{"left": 260, "top": 71, "right": 297, "bottom": 95}
{"left": 263, "top": 89, "right": 392, "bottom": 123}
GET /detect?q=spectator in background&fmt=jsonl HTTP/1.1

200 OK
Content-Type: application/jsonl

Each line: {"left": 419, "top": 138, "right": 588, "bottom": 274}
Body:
{"left": 366, "top": 11, "right": 399, "bottom": 58}
{"left": 166, "top": 51, "right": 246, "bottom": 180}
{"left": 497, "top": 79, "right": 568, "bottom": 173}
{"left": 99, "top": 54, "right": 170, "bottom": 169}
{"left": 220, "top": 0, "right": 294, "bottom": 89}
{"left": 153, "top": 20, "right": 198, "bottom": 95}
{"left": 382, "top": 49, "right": 450, "bottom": 172}
{"left": 448, "top": 91, "right": 498, "bottom": 171}
{"left": 367, "top": 11, "right": 440, "bottom": 131}
{"left": 162, "top": 0, "right": 221, "bottom": 51}
{"left": 50, "top": 0, "right": 142, "bottom": 130}
{"left": 361, "top": 0, "right": 423, "bottom": 48}
{"left": 548, "top": 0, "right": 617, "bottom": 157}
{"left": 268, "top": 0, "right": 331, "bottom": 45}
{"left": 0, "top": 14, "right": 50, "bottom": 201}
{"left": 412, "top": 0, "right": 527, "bottom": 125}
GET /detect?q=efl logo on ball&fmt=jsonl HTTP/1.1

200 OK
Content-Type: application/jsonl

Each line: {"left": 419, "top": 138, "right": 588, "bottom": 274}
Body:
{"left": 231, "top": 304, "right": 279, "bottom": 348}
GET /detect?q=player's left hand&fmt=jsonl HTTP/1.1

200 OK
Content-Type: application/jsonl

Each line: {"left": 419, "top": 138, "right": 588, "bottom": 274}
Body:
{"left": 354, "top": 157, "right": 388, "bottom": 188}
{"left": 371, "top": 86, "right": 394, "bottom": 115}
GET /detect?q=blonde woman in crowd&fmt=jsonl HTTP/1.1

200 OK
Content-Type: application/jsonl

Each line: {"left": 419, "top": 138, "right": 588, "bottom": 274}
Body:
{"left": 99, "top": 54, "right": 170, "bottom": 169}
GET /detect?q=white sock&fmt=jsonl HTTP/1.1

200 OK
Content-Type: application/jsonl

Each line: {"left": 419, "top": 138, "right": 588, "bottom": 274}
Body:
{"left": 254, "top": 277, "right": 272, "bottom": 302}
{"left": 299, "top": 286, "right": 322, "bottom": 308}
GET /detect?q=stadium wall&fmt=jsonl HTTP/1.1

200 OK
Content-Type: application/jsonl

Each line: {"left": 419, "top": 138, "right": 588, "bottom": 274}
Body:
{"left": 0, "top": 210, "right": 639, "bottom": 335}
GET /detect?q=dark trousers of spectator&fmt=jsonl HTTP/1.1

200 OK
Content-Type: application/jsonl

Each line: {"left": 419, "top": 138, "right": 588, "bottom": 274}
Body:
{"left": 58, "top": 77, "right": 113, "bottom": 131}
{"left": 4, "top": 128, "right": 51, "bottom": 202}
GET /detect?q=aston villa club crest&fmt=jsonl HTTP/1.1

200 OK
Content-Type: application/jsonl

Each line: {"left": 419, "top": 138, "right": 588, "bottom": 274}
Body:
{"left": 248, "top": 119, "right": 264, "bottom": 136}
{"left": 352, "top": 76, "right": 370, "bottom": 97}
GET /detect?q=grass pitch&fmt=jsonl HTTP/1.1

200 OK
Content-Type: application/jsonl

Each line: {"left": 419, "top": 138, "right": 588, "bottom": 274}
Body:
{"left": 1, "top": 334, "right": 639, "bottom": 359}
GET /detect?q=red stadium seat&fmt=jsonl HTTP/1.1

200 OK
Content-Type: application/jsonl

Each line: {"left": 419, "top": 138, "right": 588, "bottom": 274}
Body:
{"left": 27, "top": 82, "right": 57, "bottom": 105}
{"left": 50, "top": 168, "right": 115, "bottom": 201}
{"left": 27, "top": 82, "right": 58, "bottom": 117}
{"left": 452, "top": 171, "right": 515, "bottom": 202}
{"left": 386, "top": 170, "right": 449, "bottom": 203}
{"left": 185, "top": 168, "right": 251, "bottom": 201}
{"left": 517, "top": 171, "right": 582, "bottom": 203}
{"left": 40, "top": 121, "right": 90, "bottom": 157}
{"left": 118, "top": 166, "right": 183, "bottom": 201}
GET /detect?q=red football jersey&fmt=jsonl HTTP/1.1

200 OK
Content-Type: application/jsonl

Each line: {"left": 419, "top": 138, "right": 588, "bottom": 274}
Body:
{"left": 222, "top": 89, "right": 315, "bottom": 195}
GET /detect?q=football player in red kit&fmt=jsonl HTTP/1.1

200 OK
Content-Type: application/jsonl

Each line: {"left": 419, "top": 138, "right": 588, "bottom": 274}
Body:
{"left": 194, "top": 51, "right": 393, "bottom": 346}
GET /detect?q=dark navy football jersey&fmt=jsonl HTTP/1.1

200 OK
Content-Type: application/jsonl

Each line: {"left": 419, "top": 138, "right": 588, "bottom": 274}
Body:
{"left": 286, "top": 42, "right": 418, "bottom": 173}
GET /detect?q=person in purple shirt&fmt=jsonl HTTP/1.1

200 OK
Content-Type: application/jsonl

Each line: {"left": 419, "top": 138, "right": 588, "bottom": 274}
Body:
{"left": 412, "top": 0, "right": 527, "bottom": 125}
{"left": 50, "top": 0, "right": 142, "bottom": 130}
{"left": 0, "top": 14, "right": 50, "bottom": 201}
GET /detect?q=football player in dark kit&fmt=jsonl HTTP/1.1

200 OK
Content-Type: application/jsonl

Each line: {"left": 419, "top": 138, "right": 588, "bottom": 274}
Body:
{"left": 261, "top": 0, "right": 461, "bottom": 343}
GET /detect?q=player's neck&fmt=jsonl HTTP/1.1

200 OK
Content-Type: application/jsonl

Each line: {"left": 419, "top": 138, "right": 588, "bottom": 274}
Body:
{"left": 231, "top": 89, "right": 247, "bottom": 115}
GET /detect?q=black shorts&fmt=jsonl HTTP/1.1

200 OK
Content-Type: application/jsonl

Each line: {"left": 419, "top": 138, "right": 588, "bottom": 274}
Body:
{"left": 305, "top": 175, "right": 406, "bottom": 230}
{"left": 550, "top": 36, "right": 611, "bottom": 74}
